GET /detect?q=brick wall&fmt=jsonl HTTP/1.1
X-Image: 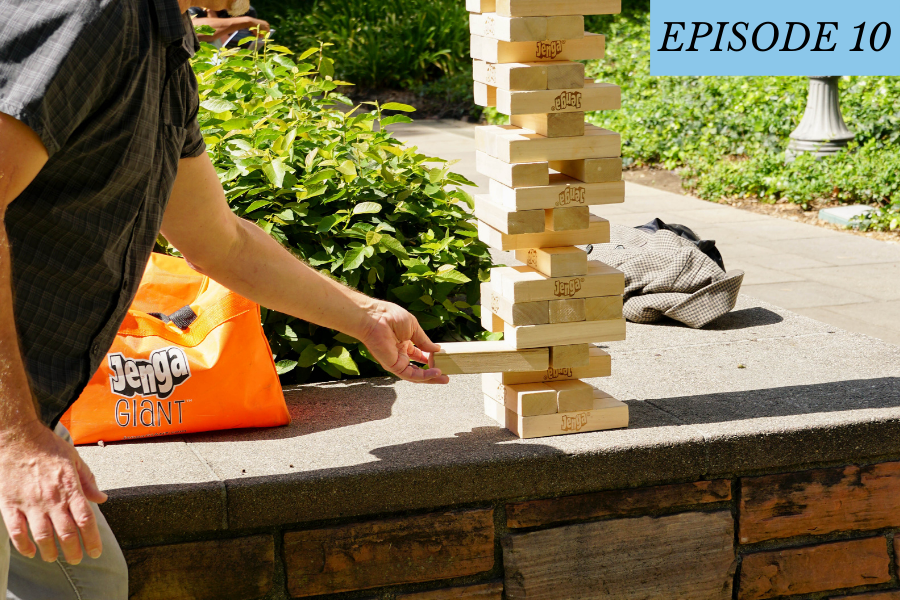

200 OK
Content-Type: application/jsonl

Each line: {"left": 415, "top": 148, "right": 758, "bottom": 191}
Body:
{"left": 123, "top": 459, "right": 900, "bottom": 600}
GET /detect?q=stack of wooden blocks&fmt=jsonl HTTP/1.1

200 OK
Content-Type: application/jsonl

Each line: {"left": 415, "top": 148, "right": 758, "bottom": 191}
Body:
{"left": 431, "top": 0, "right": 629, "bottom": 439}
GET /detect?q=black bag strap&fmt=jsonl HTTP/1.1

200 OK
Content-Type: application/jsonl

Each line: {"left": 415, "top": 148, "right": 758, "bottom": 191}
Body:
{"left": 148, "top": 305, "right": 198, "bottom": 330}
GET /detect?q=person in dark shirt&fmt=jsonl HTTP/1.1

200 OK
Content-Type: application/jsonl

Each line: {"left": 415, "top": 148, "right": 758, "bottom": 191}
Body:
{"left": 0, "top": 0, "right": 447, "bottom": 596}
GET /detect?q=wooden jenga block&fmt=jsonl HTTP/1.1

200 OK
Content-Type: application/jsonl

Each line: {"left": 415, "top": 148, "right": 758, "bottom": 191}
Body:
{"left": 466, "top": 0, "right": 497, "bottom": 13}
{"left": 549, "top": 299, "right": 585, "bottom": 323}
{"left": 476, "top": 123, "right": 620, "bottom": 164}
{"left": 496, "top": 0, "right": 621, "bottom": 17}
{"left": 550, "top": 157, "right": 622, "bottom": 183}
{"left": 473, "top": 61, "right": 584, "bottom": 91}
{"left": 490, "top": 175, "right": 625, "bottom": 210}
{"left": 545, "top": 206, "right": 590, "bottom": 231}
{"left": 480, "top": 282, "right": 549, "bottom": 326}
{"left": 504, "top": 318, "right": 626, "bottom": 349}
{"left": 495, "top": 82, "right": 620, "bottom": 115}
{"left": 511, "top": 113, "right": 584, "bottom": 138}
{"left": 550, "top": 379, "right": 594, "bottom": 412}
{"left": 471, "top": 33, "right": 605, "bottom": 64}
{"left": 432, "top": 341, "right": 548, "bottom": 374}
{"left": 515, "top": 246, "right": 587, "bottom": 278}
{"left": 469, "top": 14, "right": 584, "bottom": 42}
{"left": 484, "top": 392, "right": 628, "bottom": 438}
{"left": 476, "top": 151, "right": 549, "bottom": 188}
{"left": 473, "top": 82, "right": 497, "bottom": 107}
{"left": 585, "top": 295, "right": 623, "bottom": 321}
{"left": 482, "top": 375, "right": 558, "bottom": 416}
{"left": 497, "top": 347, "right": 611, "bottom": 384}
{"left": 549, "top": 343, "right": 590, "bottom": 367}
{"left": 481, "top": 308, "right": 505, "bottom": 332}
{"left": 479, "top": 215, "right": 609, "bottom": 251}
{"left": 473, "top": 194, "right": 544, "bottom": 235}
{"left": 491, "top": 260, "right": 623, "bottom": 303}
{"left": 547, "top": 62, "right": 586, "bottom": 88}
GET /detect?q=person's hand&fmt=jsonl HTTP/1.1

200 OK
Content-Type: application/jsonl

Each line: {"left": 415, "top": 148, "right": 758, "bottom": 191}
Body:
{"left": 193, "top": 15, "right": 271, "bottom": 43}
{"left": 0, "top": 421, "right": 107, "bottom": 564}
{"left": 357, "top": 300, "right": 450, "bottom": 384}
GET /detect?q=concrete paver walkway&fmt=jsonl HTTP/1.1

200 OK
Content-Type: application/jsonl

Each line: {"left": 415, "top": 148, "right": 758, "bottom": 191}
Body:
{"left": 389, "top": 120, "right": 900, "bottom": 346}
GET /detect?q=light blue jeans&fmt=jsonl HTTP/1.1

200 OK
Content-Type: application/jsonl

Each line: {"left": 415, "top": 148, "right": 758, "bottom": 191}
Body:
{"left": 0, "top": 425, "right": 127, "bottom": 600}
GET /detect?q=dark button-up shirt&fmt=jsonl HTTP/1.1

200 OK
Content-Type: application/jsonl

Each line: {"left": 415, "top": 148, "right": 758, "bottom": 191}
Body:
{"left": 0, "top": 0, "right": 206, "bottom": 426}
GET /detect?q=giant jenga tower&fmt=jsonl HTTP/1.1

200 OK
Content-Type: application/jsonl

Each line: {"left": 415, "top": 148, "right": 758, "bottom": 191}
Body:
{"left": 432, "top": 0, "right": 628, "bottom": 438}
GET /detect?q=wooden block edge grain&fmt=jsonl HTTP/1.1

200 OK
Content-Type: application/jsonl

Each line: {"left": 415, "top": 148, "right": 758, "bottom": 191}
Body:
{"left": 432, "top": 341, "right": 549, "bottom": 374}
{"left": 508, "top": 395, "right": 629, "bottom": 438}
{"left": 504, "top": 318, "right": 627, "bottom": 349}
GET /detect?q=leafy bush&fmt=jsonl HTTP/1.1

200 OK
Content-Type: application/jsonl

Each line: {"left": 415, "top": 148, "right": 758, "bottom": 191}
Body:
{"left": 576, "top": 10, "right": 900, "bottom": 230}
{"left": 254, "top": 0, "right": 470, "bottom": 90}
{"left": 174, "top": 38, "right": 494, "bottom": 382}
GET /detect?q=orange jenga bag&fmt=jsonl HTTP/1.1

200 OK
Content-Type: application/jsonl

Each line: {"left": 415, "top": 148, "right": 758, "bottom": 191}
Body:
{"left": 59, "top": 253, "right": 290, "bottom": 444}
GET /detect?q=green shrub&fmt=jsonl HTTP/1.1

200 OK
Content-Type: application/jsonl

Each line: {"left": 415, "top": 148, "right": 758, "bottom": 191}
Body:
{"left": 255, "top": 0, "right": 470, "bottom": 90}
{"left": 172, "top": 38, "right": 494, "bottom": 382}
{"left": 579, "top": 10, "right": 900, "bottom": 230}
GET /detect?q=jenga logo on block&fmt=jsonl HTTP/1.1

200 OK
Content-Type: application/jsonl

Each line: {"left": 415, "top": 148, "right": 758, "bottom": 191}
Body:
{"left": 483, "top": 16, "right": 495, "bottom": 37}
{"left": 526, "top": 248, "right": 538, "bottom": 268}
{"left": 490, "top": 292, "right": 500, "bottom": 314}
{"left": 543, "top": 367, "right": 573, "bottom": 381}
{"left": 556, "top": 186, "right": 586, "bottom": 206}
{"left": 561, "top": 412, "right": 589, "bottom": 432}
{"left": 484, "top": 62, "right": 497, "bottom": 85}
{"left": 551, "top": 91, "right": 582, "bottom": 111}
{"left": 554, "top": 278, "right": 584, "bottom": 298}
{"left": 535, "top": 40, "right": 565, "bottom": 59}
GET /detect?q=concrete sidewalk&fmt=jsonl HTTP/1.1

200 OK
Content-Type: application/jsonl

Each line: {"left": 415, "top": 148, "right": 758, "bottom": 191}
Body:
{"left": 389, "top": 119, "right": 900, "bottom": 345}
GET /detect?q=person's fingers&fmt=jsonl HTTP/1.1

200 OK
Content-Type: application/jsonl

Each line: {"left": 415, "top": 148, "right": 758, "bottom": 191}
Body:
{"left": 69, "top": 494, "right": 102, "bottom": 560}
{"left": 390, "top": 356, "right": 449, "bottom": 384}
{"left": 27, "top": 512, "right": 58, "bottom": 562}
{"left": 2, "top": 508, "right": 36, "bottom": 558}
{"left": 406, "top": 345, "right": 431, "bottom": 366}
{"left": 409, "top": 322, "right": 441, "bottom": 354}
{"left": 49, "top": 510, "right": 82, "bottom": 565}
{"left": 75, "top": 457, "right": 107, "bottom": 505}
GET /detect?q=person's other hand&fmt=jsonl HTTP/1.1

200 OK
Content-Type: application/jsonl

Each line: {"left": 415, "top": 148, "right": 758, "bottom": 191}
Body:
{"left": 193, "top": 15, "right": 271, "bottom": 43}
{"left": 0, "top": 422, "right": 107, "bottom": 564}
{"left": 358, "top": 300, "right": 450, "bottom": 384}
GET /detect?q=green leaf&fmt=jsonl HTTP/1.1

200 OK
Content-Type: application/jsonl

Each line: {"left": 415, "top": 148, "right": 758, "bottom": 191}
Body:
{"left": 302, "top": 170, "right": 336, "bottom": 187}
{"left": 381, "top": 102, "right": 416, "bottom": 112}
{"left": 263, "top": 159, "right": 287, "bottom": 188}
{"left": 220, "top": 118, "right": 253, "bottom": 130}
{"left": 336, "top": 159, "right": 357, "bottom": 180}
{"left": 325, "top": 346, "right": 360, "bottom": 375}
{"left": 391, "top": 283, "right": 422, "bottom": 303}
{"left": 353, "top": 202, "right": 382, "bottom": 215}
{"left": 245, "top": 199, "right": 273, "bottom": 213}
{"left": 275, "top": 359, "right": 297, "bottom": 375}
{"left": 377, "top": 234, "right": 408, "bottom": 259}
{"left": 434, "top": 269, "right": 471, "bottom": 284}
{"left": 333, "top": 332, "right": 359, "bottom": 344}
{"left": 317, "top": 214, "right": 342, "bottom": 233}
{"left": 200, "top": 98, "right": 237, "bottom": 113}
{"left": 343, "top": 246, "right": 367, "bottom": 270}
{"left": 366, "top": 231, "right": 383, "bottom": 246}
{"left": 297, "top": 344, "right": 327, "bottom": 368}
{"left": 380, "top": 115, "right": 414, "bottom": 127}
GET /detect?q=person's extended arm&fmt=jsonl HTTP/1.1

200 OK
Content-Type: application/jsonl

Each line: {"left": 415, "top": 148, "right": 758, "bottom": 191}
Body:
{"left": 0, "top": 112, "right": 107, "bottom": 564}
{"left": 161, "top": 153, "right": 449, "bottom": 383}
{"left": 191, "top": 14, "right": 270, "bottom": 43}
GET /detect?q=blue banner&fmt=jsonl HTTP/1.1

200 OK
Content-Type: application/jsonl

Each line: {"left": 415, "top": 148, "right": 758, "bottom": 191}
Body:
{"left": 650, "top": 0, "right": 900, "bottom": 75}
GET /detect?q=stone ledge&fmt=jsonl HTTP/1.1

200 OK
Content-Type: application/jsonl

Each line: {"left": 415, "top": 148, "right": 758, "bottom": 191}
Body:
{"left": 79, "top": 296, "right": 900, "bottom": 546}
